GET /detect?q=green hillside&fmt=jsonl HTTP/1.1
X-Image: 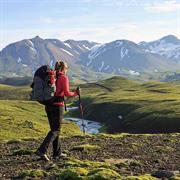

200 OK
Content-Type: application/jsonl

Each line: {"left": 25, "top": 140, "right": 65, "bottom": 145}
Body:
{"left": 1, "top": 76, "right": 180, "bottom": 134}
{"left": 78, "top": 76, "right": 180, "bottom": 133}
{"left": 0, "top": 100, "right": 82, "bottom": 141}
{"left": 0, "top": 84, "right": 30, "bottom": 100}
{"left": 0, "top": 84, "right": 82, "bottom": 140}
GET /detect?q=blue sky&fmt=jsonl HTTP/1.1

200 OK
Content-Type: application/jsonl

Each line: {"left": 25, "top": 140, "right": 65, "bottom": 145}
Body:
{"left": 0, "top": 0, "right": 180, "bottom": 50}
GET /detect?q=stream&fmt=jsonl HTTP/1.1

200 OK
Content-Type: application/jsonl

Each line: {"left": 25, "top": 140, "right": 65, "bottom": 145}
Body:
{"left": 64, "top": 107, "right": 102, "bottom": 134}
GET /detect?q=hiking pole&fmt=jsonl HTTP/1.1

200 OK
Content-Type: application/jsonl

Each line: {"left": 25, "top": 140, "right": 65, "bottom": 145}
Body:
{"left": 77, "top": 87, "right": 86, "bottom": 135}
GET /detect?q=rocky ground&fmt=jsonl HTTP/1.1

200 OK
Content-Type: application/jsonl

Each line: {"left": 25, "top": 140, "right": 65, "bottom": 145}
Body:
{"left": 0, "top": 133, "right": 180, "bottom": 179}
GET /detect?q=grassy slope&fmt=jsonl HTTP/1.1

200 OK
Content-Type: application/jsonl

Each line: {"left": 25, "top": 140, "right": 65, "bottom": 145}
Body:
{"left": 79, "top": 76, "right": 180, "bottom": 133}
{"left": 0, "top": 100, "right": 82, "bottom": 140}
{"left": 0, "top": 84, "right": 82, "bottom": 140}
{"left": 0, "top": 84, "right": 30, "bottom": 100}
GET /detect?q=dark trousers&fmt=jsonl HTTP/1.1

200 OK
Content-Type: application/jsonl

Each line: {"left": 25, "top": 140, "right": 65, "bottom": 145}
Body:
{"left": 38, "top": 105, "right": 63, "bottom": 157}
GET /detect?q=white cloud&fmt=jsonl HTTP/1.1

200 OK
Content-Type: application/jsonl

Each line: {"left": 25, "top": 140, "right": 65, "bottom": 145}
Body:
{"left": 145, "top": 1, "right": 180, "bottom": 13}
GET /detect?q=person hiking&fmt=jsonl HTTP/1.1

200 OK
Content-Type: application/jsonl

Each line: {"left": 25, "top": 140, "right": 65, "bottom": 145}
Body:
{"left": 36, "top": 61, "right": 79, "bottom": 161}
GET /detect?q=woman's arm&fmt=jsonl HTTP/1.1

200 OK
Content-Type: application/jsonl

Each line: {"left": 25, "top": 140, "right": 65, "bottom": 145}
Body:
{"left": 63, "top": 76, "right": 77, "bottom": 97}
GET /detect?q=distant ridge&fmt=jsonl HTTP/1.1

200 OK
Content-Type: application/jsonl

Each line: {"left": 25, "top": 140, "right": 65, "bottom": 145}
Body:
{"left": 0, "top": 35, "right": 180, "bottom": 82}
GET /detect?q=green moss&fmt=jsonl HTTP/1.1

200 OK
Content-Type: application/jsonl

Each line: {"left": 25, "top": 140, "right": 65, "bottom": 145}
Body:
{"left": 125, "top": 174, "right": 158, "bottom": 180}
{"left": 87, "top": 168, "right": 121, "bottom": 180}
{"left": 59, "top": 168, "right": 88, "bottom": 180}
{"left": 65, "top": 158, "right": 117, "bottom": 171}
{"left": 19, "top": 169, "right": 47, "bottom": 178}
{"left": 104, "top": 158, "right": 130, "bottom": 168}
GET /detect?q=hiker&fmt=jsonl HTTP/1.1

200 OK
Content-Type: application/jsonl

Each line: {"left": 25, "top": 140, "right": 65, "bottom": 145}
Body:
{"left": 36, "top": 61, "right": 80, "bottom": 161}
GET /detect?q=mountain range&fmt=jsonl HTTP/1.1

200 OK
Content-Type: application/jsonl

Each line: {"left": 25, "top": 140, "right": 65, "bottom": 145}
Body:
{"left": 0, "top": 35, "right": 180, "bottom": 82}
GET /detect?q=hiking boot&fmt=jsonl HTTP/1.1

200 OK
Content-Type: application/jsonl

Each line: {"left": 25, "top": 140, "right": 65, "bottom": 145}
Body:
{"left": 35, "top": 150, "right": 50, "bottom": 162}
{"left": 53, "top": 153, "right": 68, "bottom": 161}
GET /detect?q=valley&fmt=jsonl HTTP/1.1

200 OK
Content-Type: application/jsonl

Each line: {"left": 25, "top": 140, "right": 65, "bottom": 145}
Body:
{"left": 0, "top": 77, "right": 179, "bottom": 179}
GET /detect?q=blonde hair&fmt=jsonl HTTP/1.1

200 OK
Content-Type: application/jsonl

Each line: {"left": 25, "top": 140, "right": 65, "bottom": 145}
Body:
{"left": 55, "top": 61, "right": 68, "bottom": 71}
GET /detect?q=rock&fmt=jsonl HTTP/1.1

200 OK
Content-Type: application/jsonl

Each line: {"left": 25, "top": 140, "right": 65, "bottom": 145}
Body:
{"left": 152, "top": 170, "right": 175, "bottom": 178}
{"left": 118, "top": 115, "right": 123, "bottom": 119}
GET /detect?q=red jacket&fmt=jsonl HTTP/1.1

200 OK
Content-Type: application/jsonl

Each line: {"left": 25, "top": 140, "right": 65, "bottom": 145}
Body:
{"left": 54, "top": 71, "right": 77, "bottom": 106}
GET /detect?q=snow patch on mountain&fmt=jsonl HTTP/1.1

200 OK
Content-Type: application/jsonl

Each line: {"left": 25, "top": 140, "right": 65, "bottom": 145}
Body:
{"left": 27, "top": 40, "right": 34, "bottom": 47}
{"left": 88, "top": 41, "right": 129, "bottom": 62}
{"left": 120, "top": 47, "right": 128, "bottom": 59}
{"left": 74, "top": 50, "right": 80, "bottom": 55}
{"left": 140, "top": 38, "right": 180, "bottom": 60}
{"left": 148, "top": 40, "right": 179, "bottom": 53}
{"left": 86, "top": 59, "right": 92, "bottom": 66}
{"left": 77, "top": 45, "right": 84, "bottom": 50}
{"left": 129, "top": 70, "right": 140, "bottom": 76}
{"left": 104, "top": 65, "right": 110, "bottom": 70}
{"left": 29, "top": 46, "right": 37, "bottom": 53}
{"left": 60, "top": 48, "right": 74, "bottom": 57}
{"left": 17, "top": 57, "right": 22, "bottom": 63}
{"left": 83, "top": 45, "right": 91, "bottom": 50}
{"left": 116, "top": 41, "right": 123, "bottom": 46}
{"left": 88, "top": 44, "right": 105, "bottom": 60}
{"left": 26, "top": 40, "right": 37, "bottom": 53}
{"left": 90, "top": 44, "right": 103, "bottom": 52}
{"left": 98, "top": 61, "right": 104, "bottom": 72}
{"left": 22, "top": 64, "right": 28, "bottom": 67}
{"left": 64, "top": 43, "right": 72, "bottom": 49}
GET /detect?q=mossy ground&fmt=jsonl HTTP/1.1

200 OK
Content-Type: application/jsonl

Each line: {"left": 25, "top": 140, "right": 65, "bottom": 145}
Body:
{"left": 0, "top": 133, "right": 179, "bottom": 179}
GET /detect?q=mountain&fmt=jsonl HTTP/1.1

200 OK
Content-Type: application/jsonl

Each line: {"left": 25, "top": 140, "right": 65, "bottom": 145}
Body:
{"left": 79, "top": 38, "right": 180, "bottom": 76}
{"left": 163, "top": 72, "right": 180, "bottom": 83}
{"left": 139, "top": 35, "right": 180, "bottom": 64}
{"left": 0, "top": 35, "right": 180, "bottom": 82}
{"left": 0, "top": 36, "right": 111, "bottom": 83}
{"left": 0, "top": 36, "right": 96, "bottom": 75}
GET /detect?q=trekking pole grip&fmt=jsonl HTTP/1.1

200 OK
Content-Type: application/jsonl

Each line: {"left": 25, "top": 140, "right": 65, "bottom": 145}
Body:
{"left": 77, "top": 86, "right": 81, "bottom": 96}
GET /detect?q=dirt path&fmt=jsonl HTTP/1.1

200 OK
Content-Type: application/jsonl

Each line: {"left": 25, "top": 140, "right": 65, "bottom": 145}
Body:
{"left": 0, "top": 134, "right": 180, "bottom": 179}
